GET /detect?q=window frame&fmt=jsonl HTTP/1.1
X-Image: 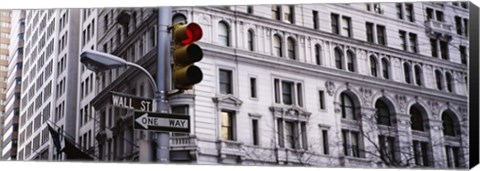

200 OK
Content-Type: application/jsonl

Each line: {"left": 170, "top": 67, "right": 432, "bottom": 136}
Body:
{"left": 219, "top": 68, "right": 233, "bottom": 95}
{"left": 221, "top": 110, "right": 236, "bottom": 141}
{"left": 218, "top": 21, "right": 230, "bottom": 47}
{"left": 273, "top": 77, "right": 304, "bottom": 107}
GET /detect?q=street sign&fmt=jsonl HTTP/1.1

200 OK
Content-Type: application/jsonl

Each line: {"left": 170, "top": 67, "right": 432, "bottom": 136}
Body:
{"left": 134, "top": 111, "right": 190, "bottom": 133}
{"left": 111, "top": 91, "right": 153, "bottom": 111}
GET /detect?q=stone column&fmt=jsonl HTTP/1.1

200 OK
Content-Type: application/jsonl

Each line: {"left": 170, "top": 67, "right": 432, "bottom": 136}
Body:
{"left": 428, "top": 119, "right": 446, "bottom": 168}
{"left": 360, "top": 107, "right": 379, "bottom": 162}
{"left": 395, "top": 113, "right": 414, "bottom": 166}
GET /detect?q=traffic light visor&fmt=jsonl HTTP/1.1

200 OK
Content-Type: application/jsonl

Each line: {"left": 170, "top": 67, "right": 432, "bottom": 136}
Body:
{"left": 180, "top": 23, "right": 203, "bottom": 45}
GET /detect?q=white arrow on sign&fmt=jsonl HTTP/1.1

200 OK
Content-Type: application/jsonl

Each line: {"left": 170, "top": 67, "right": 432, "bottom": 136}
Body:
{"left": 135, "top": 113, "right": 189, "bottom": 129}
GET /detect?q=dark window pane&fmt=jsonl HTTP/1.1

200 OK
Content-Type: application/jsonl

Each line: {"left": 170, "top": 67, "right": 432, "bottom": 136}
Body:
{"left": 219, "top": 69, "right": 232, "bottom": 94}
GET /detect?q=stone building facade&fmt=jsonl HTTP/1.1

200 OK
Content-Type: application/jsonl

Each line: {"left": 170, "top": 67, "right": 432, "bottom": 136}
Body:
{"left": 89, "top": 2, "right": 469, "bottom": 169}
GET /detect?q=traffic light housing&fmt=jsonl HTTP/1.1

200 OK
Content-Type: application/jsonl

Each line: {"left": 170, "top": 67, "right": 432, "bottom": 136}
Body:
{"left": 172, "top": 22, "right": 204, "bottom": 90}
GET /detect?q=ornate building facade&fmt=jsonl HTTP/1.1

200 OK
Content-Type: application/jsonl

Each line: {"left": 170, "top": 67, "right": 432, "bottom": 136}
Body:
{"left": 89, "top": 2, "right": 469, "bottom": 169}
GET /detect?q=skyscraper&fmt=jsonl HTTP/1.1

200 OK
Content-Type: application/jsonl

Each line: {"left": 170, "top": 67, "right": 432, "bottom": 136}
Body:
{"left": 2, "top": 10, "right": 24, "bottom": 160}
{"left": 0, "top": 9, "right": 12, "bottom": 158}
{"left": 17, "top": 9, "right": 80, "bottom": 160}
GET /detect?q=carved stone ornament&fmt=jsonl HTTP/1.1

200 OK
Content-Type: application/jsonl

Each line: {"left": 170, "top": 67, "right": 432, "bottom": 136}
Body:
{"left": 395, "top": 95, "right": 407, "bottom": 113}
{"left": 325, "top": 81, "right": 336, "bottom": 96}
{"left": 428, "top": 100, "right": 439, "bottom": 118}
{"left": 359, "top": 87, "right": 373, "bottom": 106}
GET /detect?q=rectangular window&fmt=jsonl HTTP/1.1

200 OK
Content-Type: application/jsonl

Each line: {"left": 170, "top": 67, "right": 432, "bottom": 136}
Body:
{"left": 366, "top": 22, "right": 374, "bottom": 43}
{"left": 409, "top": 33, "right": 417, "bottom": 53}
{"left": 219, "top": 69, "right": 232, "bottom": 94}
{"left": 272, "top": 5, "right": 281, "bottom": 20}
{"left": 274, "top": 79, "right": 303, "bottom": 106}
{"left": 282, "top": 81, "right": 293, "bottom": 105}
{"left": 440, "top": 40, "right": 449, "bottom": 60}
{"left": 460, "top": 45, "right": 467, "bottom": 65}
{"left": 343, "top": 130, "right": 361, "bottom": 158}
{"left": 377, "top": 25, "right": 386, "bottom": 45}
{"left": 277, "top": 118, "right": 284, "bottom": 148}
{"left": 426, "top": 8, "right": 434, "bottom": 21}
{"left": 247, "top": 6, "right": 253, "bottom": 14}
{"left": 296, "top": 83, "right": 303, "bottom": 107}
{"left": 319, "top": 90, "right": 325, "bottom": 110}
{"left": 284, "top": 6, "right": 294, "bottom": 23}
{"left": 250, "top": 77, "right": 257, "bottom": 98}
{"left": 351, "top": 132, "right": 360, "bottom": 157}
{"left": 274, "top": 79, "right": 280, "bottom": 103}
{"left": 104, "top": 14, "right": 109, "bottom": 32}
{"left": 399, "top": 30, "right": 407, "bottom": 51}
{"left": 313, "top": 10, "right": 319, "bottom": 30}
{"left": 379, "top": 135, "right": 396, "bottom": 163}
{"left": 149, "top": 26, "right": 156, "bottom": 48}
{"left": 461, "top": 2, "right": 468, "bottom": 9}
{"left": 252, "top": 119, "right": 259, "bottom": 145}
{"left": 405, "top": 3, "right": 414, "bottom": 22}
{"left": 396, "top": 3, "right": 403, "bottom": 19}
{"left": 413, "top": 140, "right": 430, "bottom": 166}
{"left": 341, "top": 16, "right": 352, "bottom": 37}
{"left": 435, "top": 10, "right": 444, "bottom": 22}
{"left": 171, "top": 105, "right": 189, "bottom": 115}
{"left": 445, "top": 146, "right": 460, "bottom": 168}
{"left": 430, "top": 39, "right": 438, "bottom": 58}
{"left": 455, "top": 16, "right": 463, "bottom": 35}
{"left": 284, "top": 121, "right": 295, "bottom": 149}
{"left": 301, "top": 122, "right": 307, "bottom": 150}
{"left": 463, "top": 18, "right": 468, "bottom": 36}
{"left": 331, "top": 13, "right": 339, "bottom": 34}
{"left": 221, "top": 111, "right": 235, "bottom": 141}
{"left": 322, "top": 130, "right": 329, "bottom": 155}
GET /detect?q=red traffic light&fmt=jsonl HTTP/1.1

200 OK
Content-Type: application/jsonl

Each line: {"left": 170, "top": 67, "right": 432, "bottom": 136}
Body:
{"left": 174, "top": 22, "right": 203, "bottom": 45}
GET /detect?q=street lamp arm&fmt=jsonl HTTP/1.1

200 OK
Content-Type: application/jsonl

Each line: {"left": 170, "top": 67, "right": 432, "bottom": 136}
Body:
{"left": 126, "top": 61, "right": 159, "bottom": 93}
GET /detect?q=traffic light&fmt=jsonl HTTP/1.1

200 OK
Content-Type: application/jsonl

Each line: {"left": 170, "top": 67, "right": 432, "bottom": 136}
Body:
{"left": 172, "top": 22, "right": 204, "bottom": 90}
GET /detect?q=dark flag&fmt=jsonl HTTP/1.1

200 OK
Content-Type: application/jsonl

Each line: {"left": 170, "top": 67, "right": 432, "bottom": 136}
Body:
{"left": 47, "top": 124, "right": 62, "bottom": 154}
{"left": 61, "top": 138, "right": 94, "bottom": 160}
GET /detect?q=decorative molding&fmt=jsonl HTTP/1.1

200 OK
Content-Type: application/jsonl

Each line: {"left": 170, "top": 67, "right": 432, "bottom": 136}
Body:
{"left": 248, "top": 113, "right": 262, "bottom": 118}
{"left": 212, "top": 94, "right": 243, "bottom": 107}
{"left": 325, "top": 81, "right": 336, "bottom": 96}
{"left": 269, "top": 105, "right": 311, "bottom": 121}
{"left": 395, "top": 95, "right": 407, "bottom": 113}
{"left": 359, "top": 87, "right": 373, "bottom": 107}
{"left": 427, "top": 100, "right": 439, "bottom": 118}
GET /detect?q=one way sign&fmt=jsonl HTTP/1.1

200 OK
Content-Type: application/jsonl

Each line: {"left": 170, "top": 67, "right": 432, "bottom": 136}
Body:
{"left": 133, "top": 111, "right": 190, "bottom": 133}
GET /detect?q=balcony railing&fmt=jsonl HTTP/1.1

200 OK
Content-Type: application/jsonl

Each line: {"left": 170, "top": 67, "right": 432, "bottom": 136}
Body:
{"left": 424, "top": 20, "right": 453, "bottom": 36}
{"left": 169, "top": 135, "right": 197, "bottom": 151}
{"left": 217, "top": 140, "right": 245, "bottom": 157}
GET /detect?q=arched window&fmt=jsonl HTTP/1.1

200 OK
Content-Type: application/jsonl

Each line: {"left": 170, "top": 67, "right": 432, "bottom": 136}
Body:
{"left": 375, "top": 100, "right": 391, "bottom": 126}
{"left": 410, "top": 105, "right": 425, "bottom": 131}
{"left": 287, "top": 37, "right": 296, "bottom": 60}
{"left": 370, "top": 55, "right": 378, "bottom": 77}
{"left": 341, "top": 92, "right": 355, "bottom": 120}
{"left": 346, "top": 50, "right": 355, "bottom": 72}
{"left": 442, "top": 112, "right": 457, "bottom": 136}
{"left": 172, "top": 13, "right": 187, "bottom": 24}
{"left": 404, "top": 63, "right": 411, "bottom": 84}
{"left": 446, "top": 72, "right": 453, "bottom": 92}
{"left": 218, "top": 21, "right": 230, "bottom": 47}
{"left": 435, "top": 70, "right": 443, "bottom": 90}
{"left": 415, "top": 65, "right": 423, "bottom": 86}
{"left": 247, "top": 29, "right": 254, "bottom": 51}
{"left": 315, "top": 44, "right": 322, "bottom": 65}
{"left": 335, "top": 47, "right": 343, "bottom": 70}
{"left": 382, "top": 58, "right": 390, "bottom": 79}
{"left": 273, "top": 34, "right": 282, "bottom": 57}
